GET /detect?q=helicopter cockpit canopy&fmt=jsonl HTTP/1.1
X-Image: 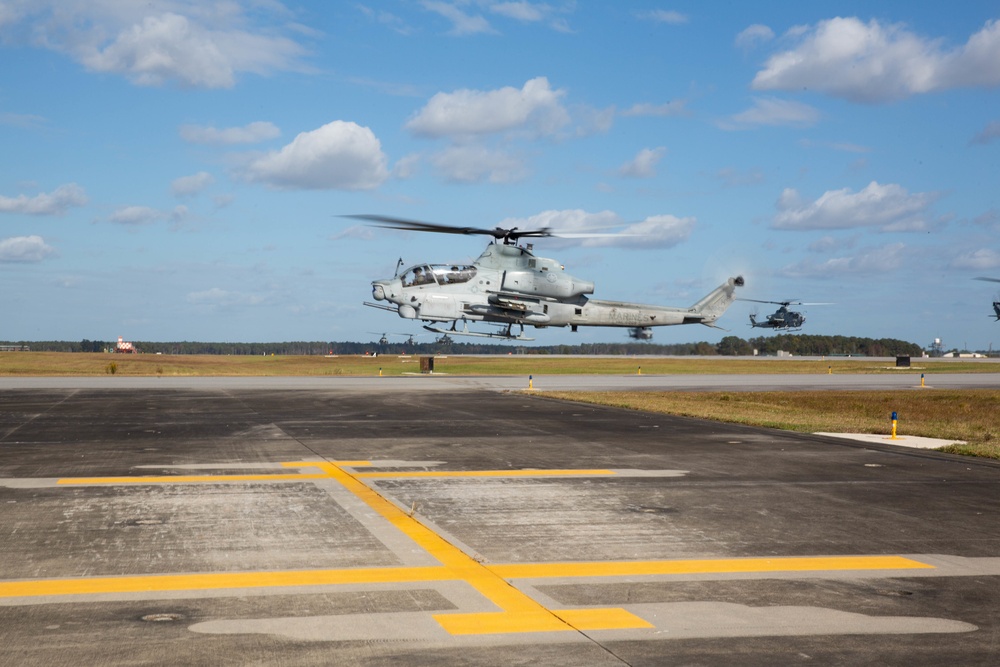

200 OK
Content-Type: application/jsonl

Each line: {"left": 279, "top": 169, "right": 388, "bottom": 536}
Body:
{"left": 401, "top": 264, "right": 477, "bottom": 287}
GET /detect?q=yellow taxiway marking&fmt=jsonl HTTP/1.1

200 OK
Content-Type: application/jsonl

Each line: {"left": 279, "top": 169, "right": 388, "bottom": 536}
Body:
{"left": 0, "top": 555, "right": 935, "bottom": 599}
{"left": 0, "top": 567, "right": 453, "bottom": 598}
{"left": 355, "top": 469, "right": 616, "bottom": 479}
{"left": 55, "top": 461, "right": 374, "bottom": 486}
{"left": 281, "top": 461, "right": 605, "bottom": 634}
{"left": 57, "top": 473, "right": 328, "bottom": 485}
{"left": 8, "top": 462, "right": 935, "bottom": 636}
{"left": 491, "top": 555, "right": 934, "bottom": 579}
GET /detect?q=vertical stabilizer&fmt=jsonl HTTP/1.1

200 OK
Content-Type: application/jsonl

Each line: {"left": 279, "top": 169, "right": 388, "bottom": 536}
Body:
{"left": 690, "top": 276, "right": 744, "bottom": 324}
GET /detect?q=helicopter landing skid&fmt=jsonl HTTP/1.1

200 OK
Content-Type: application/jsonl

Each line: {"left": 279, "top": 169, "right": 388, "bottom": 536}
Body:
{"left": 423, "top": 321, "right": 534, "bottom": 341}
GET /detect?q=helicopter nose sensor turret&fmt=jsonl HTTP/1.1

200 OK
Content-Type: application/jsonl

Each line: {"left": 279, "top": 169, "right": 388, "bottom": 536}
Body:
{"left": 372, "top": 282, "right": 387, "bottom": 301}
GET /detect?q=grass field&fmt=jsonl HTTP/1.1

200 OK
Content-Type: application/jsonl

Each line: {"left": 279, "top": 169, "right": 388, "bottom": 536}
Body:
{"left": 539, "top": 389, "right": 1000, "bottom": 461}
{"left": 1, "top": 352, "right": 997, "bottom": 377}
{"left": 3, "top": 352, "right": 997, "bottom": 460}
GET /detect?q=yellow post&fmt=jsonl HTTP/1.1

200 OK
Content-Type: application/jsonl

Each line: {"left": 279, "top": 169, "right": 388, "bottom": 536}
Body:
{"left": 528, "top": 374, "right": 533, "bottom": 390}
{"left": 890, "top": 411, "right": 898, "bottom": 440}
{"left": 637, "top": 366, "right": 642, "bottom": 375}
{"left": 379, "top": 367, "right": 382, "bottom": 377}
{"left": 828, "top": 365, "right": 832, "bottom": 375}
{"left": 920, "top": 373, "right": 925, "bottom": 388}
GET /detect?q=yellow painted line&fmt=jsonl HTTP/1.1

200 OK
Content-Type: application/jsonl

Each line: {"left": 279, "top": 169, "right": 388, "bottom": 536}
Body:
{"left": 18, "top": 460, "right": 936, "bottom": 637}
{"left": 556, "top": 608, "right": 655, "bottom": 631}
{"left": 355, "top": 469, "right": 616, "bottom": 479}
{"left": 53, "top": 461, "right": 373, "bottom": 486}
{"left": 0, "top": 567, "right": 453, "bottom": 598}
{"left": 433, "top": 607, "right": 653, "bottom": 635}
{"left": 490, "top": 555, "right": 934, "bottom": 580}
{"left": 57, "top": 474, "right": 327, "bottom": 485}
{"left": 281, "top": 460, "right": 577, "bottom": 634}
{"left": 0, "top": 556, "right": 934, "bottom": 600}
{"left": 434, "top": 610, "right": 575, "bottom": 635}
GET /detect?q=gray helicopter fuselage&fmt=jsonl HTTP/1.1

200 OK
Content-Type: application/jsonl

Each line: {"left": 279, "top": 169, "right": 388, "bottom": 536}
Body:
{"left": 370, "top": 243, "right": 743, "bottom": 330}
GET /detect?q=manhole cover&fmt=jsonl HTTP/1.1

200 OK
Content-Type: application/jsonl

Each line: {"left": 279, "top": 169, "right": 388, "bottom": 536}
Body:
{"left": 141, "top": 613, "right": 184, "bottom": 622}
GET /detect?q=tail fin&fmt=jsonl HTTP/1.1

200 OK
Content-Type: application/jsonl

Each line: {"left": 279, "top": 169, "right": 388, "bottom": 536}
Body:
{"left": 690, "top": 276, "right": 744, "bottom": 325}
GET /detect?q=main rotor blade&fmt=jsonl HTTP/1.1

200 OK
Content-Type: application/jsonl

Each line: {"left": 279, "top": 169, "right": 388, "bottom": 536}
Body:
{"left": 737, "top": 298, "right": 832, "bottom": 306}
{"left": 345, "top": 214, "right": 552, "bottom": 241}
{"left": 975, "top": 276, "right": 1000, "bottom": 284}
{"left": 737, "top": 298, "right": 787, "bottom": 305}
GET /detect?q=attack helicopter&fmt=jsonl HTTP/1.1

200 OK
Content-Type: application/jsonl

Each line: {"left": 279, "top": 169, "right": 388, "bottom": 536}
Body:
{"left": 740, "top": 299, "right": 829, "bottom": 331}
{"left": 354, "top": 214, "right": 745, "bottom": 341}
{"left": 974, "top": 277, "right": 1000, "bottom": 320}
{"left": 368, "top": 332, "right": 423, "bottom": 347}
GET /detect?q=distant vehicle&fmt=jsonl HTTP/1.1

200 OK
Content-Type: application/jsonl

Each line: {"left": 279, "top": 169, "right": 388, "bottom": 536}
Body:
{"left": 356, "top": 214, "right": 744, "bottom": 341}
{"left": 974, "top": 277, "right": 1000, "bottom": 320}
{"left": 739, "top": 299, "right": 830, "bottom": 332}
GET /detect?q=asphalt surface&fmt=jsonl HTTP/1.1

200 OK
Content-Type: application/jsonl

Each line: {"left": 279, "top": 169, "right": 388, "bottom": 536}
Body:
{"left": 2, "top": 381, "right": 1000, "bottom": 665}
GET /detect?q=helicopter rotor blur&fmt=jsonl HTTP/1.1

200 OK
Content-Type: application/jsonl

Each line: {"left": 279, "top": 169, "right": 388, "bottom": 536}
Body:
{"left": 353, "top": 214, "right": 745, "bottom": 341}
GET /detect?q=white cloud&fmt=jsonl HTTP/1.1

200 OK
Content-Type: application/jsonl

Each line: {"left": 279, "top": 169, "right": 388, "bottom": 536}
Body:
{"left": 772, "top": 181, "right": 937, "bottom": 231}
{"left": 971, "top": 209, "right": 1000, "bottom": 230}
{"left": 752, "top": 17, "right": 1000, "bottom": 103}
{"left": 179, "top": 121, "right": 280, "bottom": 145}
{"left": 429, "top": 145, "right": 527, "bottom": 184}
{"left": 0, "top": 235, "right": 55, "bottom": 262}
{"left": 621, "top": 101, "right": 689, "bottom": 117}
{"left": 356, "top": 5, "right": 414, "bottom": 35}
{"left": 406, "top": 77, "right": 570, "bottom": 138}
{"left": 0, "top": 112, "right": 47, "bottom": 129}
{"left": 619, "top": 147, "right": 666, "bottom": 178}
{"left": 720, "top": 97, "right": 820, "bottom": 130}
{"left": 970, "top": 120, "right": 1000, "bottom": 146}
{"left": 603, "top": 214, "right": 695, "bottom": 249}
{"left": 243, "top": 121, "right": 390, "bottom": 190}
{"left": 781, "top": 243, "right": 907, "bottom": 278}
{"left": 171, "top": 171, "right": 215, "bottom": 197}
{"left": 636, "top": 10, "right": 688, "bottom": 25}
{"left": 422, "top": 1, "right": 495, "bottom": 36}
{"left": 392, "top": 153, "right": 421, "bottom": 180}
{"left": 3, "top": 3, "right": 309, "bottom": 89}
{"left": 109, "top": 205, "right": 187, "bottom": 225}
{"left": 504, "top": 209, "right": 620, "bottom": 234}
{"left": 736, "top": 24, "right": 774, "bottom": 50}
{"left": 0, "top": 183, "right": 88, "bottom": 216}
{"left": 490, "top": 2, "right": 544, "bottom": 22}
{"left": 499, "top": 209, "right": 695, "bottom": 249}
{"left": 950, "top": 248, "right": 1000, "bottom": 271}
{"left": 574, "top": 105, "right": 616, "bottom": 136}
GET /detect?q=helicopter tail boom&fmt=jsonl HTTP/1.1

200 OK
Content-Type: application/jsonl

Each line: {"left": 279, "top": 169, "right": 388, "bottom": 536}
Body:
{"left": 689, "top": 275, "right": 745, "bottom": 324}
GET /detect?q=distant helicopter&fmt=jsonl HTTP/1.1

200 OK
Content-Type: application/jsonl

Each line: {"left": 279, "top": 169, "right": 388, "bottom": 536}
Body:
{"left": 974, "top": 277, "right": 1000, "bottom": 320}
{"left": 354, "top": 214, "right": 745, "bottom": 341}
{"left": 739, "top": 299, "right": 829, "bottom": 331}
{"left": 368, "top": 332, "right": 422, "bottom": 346}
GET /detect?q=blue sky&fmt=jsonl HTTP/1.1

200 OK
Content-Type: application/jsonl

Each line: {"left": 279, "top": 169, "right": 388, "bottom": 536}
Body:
{"left": 1, "top": 2, "right": 999, "bottom": 350}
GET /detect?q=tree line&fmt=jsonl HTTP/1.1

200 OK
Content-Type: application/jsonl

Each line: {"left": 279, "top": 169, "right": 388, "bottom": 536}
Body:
{"left": 1, "top": 334, "right": 930, "bottom": 357}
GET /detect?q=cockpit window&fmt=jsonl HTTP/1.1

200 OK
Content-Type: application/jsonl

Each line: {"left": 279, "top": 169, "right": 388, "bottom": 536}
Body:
{"left": 429, "top": 265, "right": 477, "bottom": 285}
{"left": 401, "top": 265, "right": 436, "bottom": 287}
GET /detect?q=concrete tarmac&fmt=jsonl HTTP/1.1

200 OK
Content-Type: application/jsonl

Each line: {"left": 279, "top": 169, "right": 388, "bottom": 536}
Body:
{"left": 1, "top": 381, "right": 999, "bottom": 665}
